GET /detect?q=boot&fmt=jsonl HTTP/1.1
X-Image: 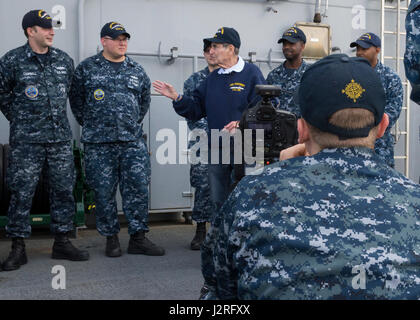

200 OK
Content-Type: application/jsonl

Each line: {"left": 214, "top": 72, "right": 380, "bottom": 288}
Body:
{"left": 2, "top": 238, "right": 28, "bottom": 271}
{"left": 106, "top": 234, "right": 122, "bottom": 257}
{"left": 52, "top": 232, "right": 90, "bottom": 261}
{"left": 127, "top": 231, "right": 165, "bottom": 256}
{"left": 190, "top": 222, "right": 206, "bottom": 250}
{"left": 199, "top": 284, "right": 210, "bottom": 300}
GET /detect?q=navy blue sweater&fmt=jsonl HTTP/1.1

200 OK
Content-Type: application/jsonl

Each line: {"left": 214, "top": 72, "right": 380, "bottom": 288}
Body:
{"left": 173, "top": 62, "right": 265, "bottom": 134}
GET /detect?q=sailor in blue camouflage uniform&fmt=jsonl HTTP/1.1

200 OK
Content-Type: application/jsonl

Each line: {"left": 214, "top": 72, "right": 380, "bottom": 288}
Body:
{"left": 201, "top": 54, "right": 420, "bottom": 300}
{"left": 266, "top": 26, "right": 309, "bottom": 117}
{"left": 183, "top": 40, "right": 218, "bottom": 250}
{"left": 69, "top": 22, "right": 164, "bottom": 257}
{"left": 350, "top": 33, "right": 403, "bottom": 168}
{"left": 0, "top": 10, "right": 89, "bottom": 271}
{"left": 404, "top": 0, "right": 420, "bottom": 103}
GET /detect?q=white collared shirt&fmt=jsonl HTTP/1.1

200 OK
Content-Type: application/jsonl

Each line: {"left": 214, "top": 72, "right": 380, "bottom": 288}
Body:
{"left": 218, "top": 56, "right": 245, "bottom": 74}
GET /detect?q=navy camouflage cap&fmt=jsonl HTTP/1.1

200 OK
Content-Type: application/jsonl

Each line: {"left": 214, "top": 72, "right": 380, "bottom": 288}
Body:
{"left": 204, "top": 27, "right": 241, "bottom": 49}
{"left": 101, "top": 22, "right": 131, "bottom": 39}
{"left": 350, "top": 32, "right": 381, "bottom": 48}
{"left": 22, "top": 9, "right": 53, "bottom": 30}
{"left": 278, "top": 26, "right": 306, "bottom": 44}
{"left": 298, "top": 54, "right": 386, "bottom": 139}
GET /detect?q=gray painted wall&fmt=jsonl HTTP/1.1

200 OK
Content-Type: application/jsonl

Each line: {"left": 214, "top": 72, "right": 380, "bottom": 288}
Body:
{"left": 0, "top": 0, "right": 418, "bottom": 212}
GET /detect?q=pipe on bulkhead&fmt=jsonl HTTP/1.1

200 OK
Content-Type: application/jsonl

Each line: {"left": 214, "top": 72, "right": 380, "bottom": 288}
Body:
{"left": 78, "top": 0, "right": 85, "bottom": 64}
{"left": 314, "top": 0, "right": 322, "bottom": 23}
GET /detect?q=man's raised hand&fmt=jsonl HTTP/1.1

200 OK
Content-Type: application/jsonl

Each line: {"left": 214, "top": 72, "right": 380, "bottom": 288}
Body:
{"left": 152, "top": 80, "right": 179, "bottom": 101}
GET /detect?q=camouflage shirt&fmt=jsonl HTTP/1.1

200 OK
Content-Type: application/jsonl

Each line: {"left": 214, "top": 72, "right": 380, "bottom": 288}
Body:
{"left": 374, "top": 61, "right": 403, "bottom": 168}
{"left": 266, "top": 60, "right": 309, "bottom": 117}
{"left": 183, "top": 67, "right": 209, "bottom": 134}
{"left": 69, "top": 52, "right": 151, "bottom": 143}
{"left": 405, "top": 0, "right": 420, "bottom": 85}
{"left": 203, "top": 147, "right": 420, "bottom": 299}
{"left": 0, "top": 42, "right": 74, "bottom": 143}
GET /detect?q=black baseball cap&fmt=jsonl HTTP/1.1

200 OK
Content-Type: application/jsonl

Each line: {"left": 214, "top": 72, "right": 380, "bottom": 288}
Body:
{"left": 298, "top": 54, "right": 386, "bottom": 139}
{"left": 101, "top": 22, "right": 130, "bottom": 39}
{"left": 350, "top": 33, "right": 381, "bottom": 48}
{"left": 22, "top": 10, "right": 53, "bottom": 30}
{"left": 278, "top": 27, "right": 306, "bottom": 44}
{"left": 203, "top": 27, "right": 241, "bottom": 49}
{"left": 203, "top": 39, "right": 211, "bottom": 51}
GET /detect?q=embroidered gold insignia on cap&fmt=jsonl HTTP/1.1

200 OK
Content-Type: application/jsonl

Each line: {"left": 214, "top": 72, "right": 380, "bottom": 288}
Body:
{"left": 38, "top": 10, "right": 51, "bottom": 19}
{"left": 110, "top": 22, "right": 124, "bottom": 31}
{"left": 342, "top": 79, "right": 365, "bottom": 103}
{"left": 360, "top": 33, "right": 371, "bottom": 40}
{"left": 214, "top": 28, "right": 224, "bottom": 38}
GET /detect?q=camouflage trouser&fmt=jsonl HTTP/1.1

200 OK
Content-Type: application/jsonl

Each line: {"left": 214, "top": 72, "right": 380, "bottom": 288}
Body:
{"left": 190, "top": 163, "right": 212, "bottom": 223}
{"left": 200, "top": 205, "right": 224, "bottom": 300}
{"left": 84, "top": 139, "right": 150, "bottom": 236}
{"left": 6, "top": 141, "right": 75, "bottom": 238}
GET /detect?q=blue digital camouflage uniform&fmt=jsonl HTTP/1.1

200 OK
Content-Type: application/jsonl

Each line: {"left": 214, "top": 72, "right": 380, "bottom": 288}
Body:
{"left": 373, "top": 62, "right": 403, "bottom": 168}
{"left": 404, "top": 0, "right": 420, "bottom": 85}
{"left": 266, "top": 60, "right": 309, "bottom": 117}
{"left": 69, "top": 52, "right": 151, "bottom": 236}
{"left": 0, "top": 42, "right": 76, "bottom": 238}
{"left": 202, "top": 147, "right": 420, "bottom": 299}
{"left": 183, "top": 67, "right": 212, "bottom": 223}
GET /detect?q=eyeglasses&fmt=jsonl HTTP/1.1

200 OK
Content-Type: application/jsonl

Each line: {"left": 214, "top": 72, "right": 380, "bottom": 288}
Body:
{"left": 210, "top": 43, "right": 228, "bottom": 49}
{"left": 104, "top": 36, "right": 129, "bottom": 43}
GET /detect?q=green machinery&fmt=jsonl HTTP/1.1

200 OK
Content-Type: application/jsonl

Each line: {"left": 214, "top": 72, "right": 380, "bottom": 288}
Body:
{"left": 0, "top": 142, "right": 95, "bottom": 229}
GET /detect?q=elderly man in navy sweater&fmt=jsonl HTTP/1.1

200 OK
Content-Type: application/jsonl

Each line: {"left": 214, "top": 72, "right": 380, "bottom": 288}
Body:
{"left": 154, "top": 27, "right": 265, "bottom": 297}
{"left": 153, "top": 27, "right": 265, "bottom": 220}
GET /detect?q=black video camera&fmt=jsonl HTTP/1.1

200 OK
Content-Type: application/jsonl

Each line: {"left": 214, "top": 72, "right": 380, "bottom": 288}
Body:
{"left": 234, "top": 85, "right": 298, "bottom": 181}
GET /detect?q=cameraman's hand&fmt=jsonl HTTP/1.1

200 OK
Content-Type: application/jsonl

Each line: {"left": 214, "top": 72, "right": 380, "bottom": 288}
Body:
{"left": 280, "top": 143, "right": 308, "bottom": 161}
{"left": 223, "top": 121, "right": 240, "bottom": 134}
{"left": 152, "top": 80, "right": 179, "bottom": 101}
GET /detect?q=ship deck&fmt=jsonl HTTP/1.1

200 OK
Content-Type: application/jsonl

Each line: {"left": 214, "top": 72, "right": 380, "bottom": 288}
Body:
{"left": 0, "top": 221, "right": 203, "bottom": 300}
